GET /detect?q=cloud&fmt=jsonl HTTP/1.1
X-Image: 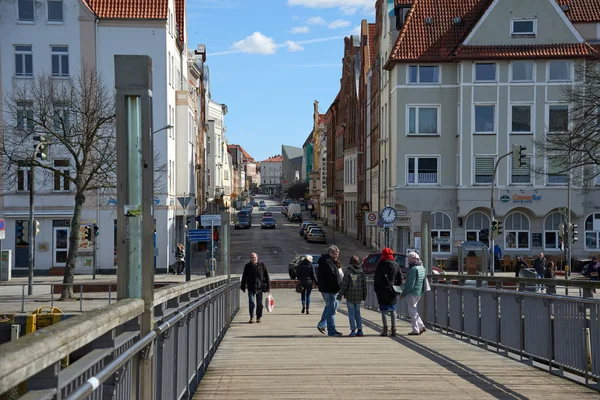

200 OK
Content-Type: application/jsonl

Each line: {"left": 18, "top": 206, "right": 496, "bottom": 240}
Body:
{"left": 351, "top": 25, "right": 361, "bottom": 35}
{"left": 340, "top": 6, "right": 357, "bottom": 16}
{"left": 276, "top": 63, "right": 341, "bottom": 68}
{"left": 232, "top": 32, "right": 278, "bottom": 55}
{"left": 290, "top": 26, "right": 310, "bottom": 34}
{"left": 287, "top": 0, "right": 375, "bottom": 16}
{"left": 283, "top": 41, "right": 304, "bottom": 52}
{"left": 306, "top": 16, "right": 326, "bottom": 25}
{"left": 295, "top": 35, "right": 345, "bottom": 45}
{"left": 328, "top": 19, "right": 351, "bottom": 29}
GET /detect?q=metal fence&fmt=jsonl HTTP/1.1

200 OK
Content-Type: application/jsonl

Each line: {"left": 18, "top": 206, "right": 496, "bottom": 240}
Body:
{"left": 364, "top": 277, "right": 600, "bottom": 391}
{"left": 0, "top": 276, "right": 240, "bottom": 399}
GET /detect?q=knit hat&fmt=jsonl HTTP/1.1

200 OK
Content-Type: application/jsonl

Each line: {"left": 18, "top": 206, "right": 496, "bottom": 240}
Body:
{"left": 381, "top": 247, "right": 395, "bottom": 261}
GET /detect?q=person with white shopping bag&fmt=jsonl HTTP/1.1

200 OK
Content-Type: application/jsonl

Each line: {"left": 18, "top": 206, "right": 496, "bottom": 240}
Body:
{"left": 400, "top": 252, "right": 427, "bottom": 336}
{"left": 241, "top": 253, "right": 271, "bottom": 323}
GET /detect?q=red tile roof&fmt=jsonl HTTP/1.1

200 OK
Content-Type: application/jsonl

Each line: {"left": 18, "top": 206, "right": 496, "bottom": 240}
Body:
{"left": 229, "top": 144, "right": 256, "bottom": 163}
{"left": 175, "top": 0, "right": 185, "bottom": 42}
{"left": 85, "top": 0, "right": 168, "bottom": 19}
{"left": 261, "top": 156, "right": 283, "bottom": 163}
{"left": 556, "top": 0, "right": 600, "bottom": 22}
{"left": 368, "top": 23, "right": 377, "bottom": 65}
{"left": 453, "top": 43, "right": 598, "bottom": 59}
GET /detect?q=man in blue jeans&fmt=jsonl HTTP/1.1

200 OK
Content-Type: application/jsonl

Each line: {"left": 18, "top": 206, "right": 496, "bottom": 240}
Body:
{"left": 241, "top": 253, "right": 270, "bottom": 323}
{"left": 317, "top": 245, "right": 342, "bottom": 336}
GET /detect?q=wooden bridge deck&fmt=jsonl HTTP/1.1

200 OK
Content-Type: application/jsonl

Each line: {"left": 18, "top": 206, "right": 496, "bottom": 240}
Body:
{"left": 194, "top": 289, "right": 599, "bottom": 399}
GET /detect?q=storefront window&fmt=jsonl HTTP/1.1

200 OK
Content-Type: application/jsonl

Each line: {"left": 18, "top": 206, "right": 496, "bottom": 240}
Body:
{"left": 504, "top": 212, "right": 530, "bottom": 250}
{"left": 584, "top": 213, "right": 600, "bottom": 250}
{"left": 544, "top": 212, "right": 563, "bottom": 250}
{"left": 431, "top": 212, "right": 452, "bottom": 254}
{"left": 465, "top": 211, "right": 489, "bottom": 242}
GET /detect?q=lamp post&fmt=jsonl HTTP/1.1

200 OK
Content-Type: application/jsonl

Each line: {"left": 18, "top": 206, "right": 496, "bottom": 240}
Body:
{"left": 152, "top": 124, "right": 174, "bottom": 134}
{"left": 377, "top": 138, "right": 388, "bottom": 249}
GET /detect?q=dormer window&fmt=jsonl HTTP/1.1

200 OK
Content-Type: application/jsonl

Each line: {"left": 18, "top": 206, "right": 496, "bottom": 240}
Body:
{"left": 511, "top": 18, "right": 536, "bottom": 36}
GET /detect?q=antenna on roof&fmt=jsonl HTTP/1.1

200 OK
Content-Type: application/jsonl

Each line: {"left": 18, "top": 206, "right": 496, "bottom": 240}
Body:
{"left": 453, "top": 17, "right": 463, "bottom": 25}
{"left": 560, "top": 4, "right": 570, "bottom": 11}
{"left": 425, "top": 17, "right": 433, "bottom": 25}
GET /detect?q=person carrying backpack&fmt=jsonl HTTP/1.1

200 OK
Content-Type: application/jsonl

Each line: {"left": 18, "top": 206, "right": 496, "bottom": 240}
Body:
{"left": 337, "top": 255, "right": 367, "bottom": 337}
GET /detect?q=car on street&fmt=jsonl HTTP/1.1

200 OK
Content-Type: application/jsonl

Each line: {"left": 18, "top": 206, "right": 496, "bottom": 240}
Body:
{"left": 299, "top": 221, "right": 317, "bottom": 236}
{"left": 282, "top": 206, "right": 288, "bottom": 215}
{"left": 303, "top": 225, "right": 322, "bottom": 239}
{"left": 235, "top": 218, "right": 251, "bottom": 229}
{"left": 282, "top": 199, "right": 291, "bottom": 206}
{"left": 263, "top": 211, "right": 273, "bottom": 217}
{"left": 237, "top": 210, "right": 252, "bottom": 223}
{"left": 361, "top": 252, "right": 444, "bottom": 275}
{"left": 288, "top": 212, "right": 302, "bottom": 222}
{"left": 259, "top": 205, "right": 267, "bottom": 211}
{"left": 288, "top": 253, "right": 322, "bottom": 279}
{"left": 305, "top": 227, "right": 326, "bottom": 243}
{"left": 261, "top": 217, "right": 276, "bottom": 229}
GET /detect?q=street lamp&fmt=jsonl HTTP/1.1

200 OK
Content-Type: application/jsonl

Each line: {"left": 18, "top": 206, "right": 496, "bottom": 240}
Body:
{"left": 377, "top": 138, "right": 388, "bottom": 248}
{"left": 152, "top": 124, "right": 174, "bottom": 134}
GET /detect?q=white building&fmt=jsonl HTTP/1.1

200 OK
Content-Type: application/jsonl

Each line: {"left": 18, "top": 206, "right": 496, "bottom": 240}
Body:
{"left": 260, "top": 156, "right": 282, "bottom": 195}
{"left": 205, "top": 93, "right": 228, "bottom": 204}
{"left": 0, "top": 0, "right": 198, "bottom": 274}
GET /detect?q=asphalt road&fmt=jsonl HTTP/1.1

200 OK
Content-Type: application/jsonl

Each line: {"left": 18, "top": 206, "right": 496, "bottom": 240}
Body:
{"left": 227, "top": 195, "right": 373, "bottom": 277}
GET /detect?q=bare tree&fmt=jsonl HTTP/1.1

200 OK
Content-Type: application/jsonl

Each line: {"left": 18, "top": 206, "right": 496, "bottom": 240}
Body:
{"left": 1, "top": 67, "right": 116, "bottom": 299}
{"left": 534, "top": 60, "right": 600, "bottom": 189}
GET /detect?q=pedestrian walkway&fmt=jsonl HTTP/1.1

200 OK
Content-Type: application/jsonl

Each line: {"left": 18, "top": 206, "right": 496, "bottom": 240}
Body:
{"left": 193, "top": 288, "right": 598, "bottom": 399}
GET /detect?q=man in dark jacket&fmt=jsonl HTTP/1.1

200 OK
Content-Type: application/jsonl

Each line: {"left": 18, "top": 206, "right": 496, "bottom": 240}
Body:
{"left": 533, "top": 252, "right": 547, "bottom": 292}
{"left": 317, "top": 245, "right": 342, "bottom": 336}
{"left": 241, "top": 252, "right": 270, "bottom": 323}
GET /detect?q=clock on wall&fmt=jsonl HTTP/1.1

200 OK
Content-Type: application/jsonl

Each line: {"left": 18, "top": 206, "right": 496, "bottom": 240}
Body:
{"left": 380, "top": 206, "right": 397, "bottom": 224}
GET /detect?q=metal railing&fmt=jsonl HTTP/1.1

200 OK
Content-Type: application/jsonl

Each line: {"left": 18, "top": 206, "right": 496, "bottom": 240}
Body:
{"left": 0, "top": 275, "right": 241, "bottom": 399}
{"left": 364, "top": 276, "right": 600, "bottom": 391}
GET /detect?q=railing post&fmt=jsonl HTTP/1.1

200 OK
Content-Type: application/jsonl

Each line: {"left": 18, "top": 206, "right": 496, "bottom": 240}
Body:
{"left": 27, "top": 361, "right": 60, "bottom": 393}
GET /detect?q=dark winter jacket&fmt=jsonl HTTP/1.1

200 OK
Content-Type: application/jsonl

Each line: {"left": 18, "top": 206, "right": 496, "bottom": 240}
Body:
{"left": 337, "top": 264, "right": 367, "bottom": 303}
{"left": 317, "top": 254, "right": 341, "bottom": 294}
{"left": 374, "top": 259, "right": 402, "bottom": 306}
{"left": 533, "top": 257, "right": 547, "bottom": 275}
{"left": 514, "top": 260, "right": 528, "bottom": 278}
{"left": 241, "top": 261, "right": 270, "bottom": 293}
{"left": 297, "top": 259, "right": 318, "bottom": 290}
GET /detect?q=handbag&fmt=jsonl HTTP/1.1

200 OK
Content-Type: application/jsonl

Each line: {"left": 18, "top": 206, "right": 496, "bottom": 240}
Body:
{"left": 295, "top": 282, "right": 303, "bottom": 293}
{"left": 423, "top": 276, "right": 432, "bottom": 292}
{"left": 265, "top": 293, "right": 275, "bottom": 312}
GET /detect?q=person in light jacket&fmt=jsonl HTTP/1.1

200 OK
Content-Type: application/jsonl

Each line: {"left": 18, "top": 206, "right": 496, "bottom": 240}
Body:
{"left": 337, "top": 255, "right": 367, "bottom": 337}
{"left": 175, "top": 243, "right": 185, "bottom": 275}
{"left": 297, "top": 255, "right": 318, "bottom": 314}
{"left": 400, "top": 252, "right": 426, "bottom": 336}
{"left": 374, "top": 248, "right": 402, "bottom": 337}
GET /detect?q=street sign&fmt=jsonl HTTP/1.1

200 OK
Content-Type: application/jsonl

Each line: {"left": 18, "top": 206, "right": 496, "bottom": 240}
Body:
{"left": 199, "top": 214, "right": 221, "bottom": 226}
{"left": 330, "top": 208, "right": 336, "bottom": 215}
{"left": 177, "top": 196, "right": 191, "bottom": 209}
{"left": 396, "top": 210, "right": 408, "bottom": 217}
{"left": 365, "top": 212, "right": 377, "bottom": 226}
{"left": 0, "top": 219, "right": 5, "bottom": 231}
{"left": 377, "top": 219, "right": 384, "bottom": 228}
{"left": 188, "top": 229, "right": 211, "bottom": 243}
{"left": 433, "top": 237, "right": 451, "bottom": 245}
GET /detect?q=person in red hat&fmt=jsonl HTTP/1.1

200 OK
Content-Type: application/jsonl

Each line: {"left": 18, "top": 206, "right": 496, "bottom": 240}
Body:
{"left": 374, "top": 248, "right": 402, "bottom": 336}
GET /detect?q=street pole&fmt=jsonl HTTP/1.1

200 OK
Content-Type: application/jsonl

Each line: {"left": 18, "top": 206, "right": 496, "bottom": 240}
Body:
{"left": 221, "top": 212, "right": 231, "bottom": 327}
{"left": 489, "top": 151, "right": 512, "bottom": 277}
{"left": 566, "top": 166, "right": 572, "bottom": 277}
{"left": 93, "top": 188, "right": 99, "bottom": 280}
{"left": 28, "top": 165, "right": 35, "bottom": 296}
{"left": 184, "top": 192, "right": 191, "bottom": 282}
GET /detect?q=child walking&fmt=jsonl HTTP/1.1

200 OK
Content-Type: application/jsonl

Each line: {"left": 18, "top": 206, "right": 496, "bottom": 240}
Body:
{"left": 337, "top": 255, "right": 367, "bottom": 337}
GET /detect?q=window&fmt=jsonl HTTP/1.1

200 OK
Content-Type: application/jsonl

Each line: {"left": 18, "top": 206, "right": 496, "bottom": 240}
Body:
{"left": 224, "top": 170, "right": 229, "bottom": 180}
{"left": 474, "top": 157, "right": 494, "bottom": 184}
{"left": 53, "top": 160, "right": 70, "bottom": 191}
{"left": 53, "top": 102, "right": 69, "bottom": 130}
{"left": 17, "top": 169, "right": 31, "bottom": 191}
{"left": 408, "top": 106, "right": 439, "bottom": 135}
{"left": 18, "top": 0, "right": 34, "bottom": 21}
{"left": 511, "top": 105, "right": 532, "bottom": 133}
{"left": 511, "top": 155, "right": 531, "bottom": 184}
{"left": 16, "top": 101, "right": 34, "bottom": 131}
{"left": 466, "top": 212, "right": 490, "bottom": 242}
{"left": 475, "top": 63, "right": 496, "bottom": 81}
{"left": 168, "top": 52, "right": 172, "bottom": 86}
{"left": 408, "top": 65, "right": 439, "bottom": 84}
{"left": 548, "top": 61, "right": 571, "bottom": 81}
{"left": 15, "top": 45, "right": 33, "bottom": 77}
{"left": 511, "top": 18, "right": 536, "bottom": 36}
{"left": 547, "top": 156, "right": 568, "bottom": 185}
{"left": 544, "top": 212, "right": 563, "bottom": 250}
{"left": 51, "top": 46, "right": 69, "bottom": 77}
{"left": 505, "top": 212, "right": 530, "bottom": 250}
{"left": 431, "top": 212, "right": 452, "bottom": 254}
{"left": 511, "top": 61, "right": 534, "bottom": 81}
{"left": 548, "top": 105, "right": 569, "bottom": 133}
{"left": 474, "top": 105, "right": 495, "bottom": 133}
{"left": 584, "top": 213, "right": 600, "bottom": 250}
{"left": 207, "top": 168, "right": 211, "bottom": 187}
{"left": 408, "top": 157, "right": 438, "bottom": 184}
{"left": 47, "top": 0, "right": 63, "bottom": 22}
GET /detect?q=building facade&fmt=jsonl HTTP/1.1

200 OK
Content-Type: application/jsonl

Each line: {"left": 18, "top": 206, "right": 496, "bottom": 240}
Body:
{"left": 281, "top": 145, "right": 303, "bottom": 196}
{"left": 260, "top": 155, "right": 283, "bottom": 195}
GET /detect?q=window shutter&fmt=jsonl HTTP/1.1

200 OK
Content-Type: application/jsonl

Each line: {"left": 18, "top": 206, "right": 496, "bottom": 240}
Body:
{"left": 475, "top": 158, "right": 494, "bottom": 175}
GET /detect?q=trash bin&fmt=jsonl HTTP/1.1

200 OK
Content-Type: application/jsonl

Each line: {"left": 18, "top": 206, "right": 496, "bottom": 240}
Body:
{"left": 518, "top": 268, "right": 538, "bottom": 291}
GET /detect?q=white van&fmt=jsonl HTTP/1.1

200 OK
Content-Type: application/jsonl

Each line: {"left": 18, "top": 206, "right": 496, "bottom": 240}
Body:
{"left": 287, "top": 203, "right": 301, "bottom": 217}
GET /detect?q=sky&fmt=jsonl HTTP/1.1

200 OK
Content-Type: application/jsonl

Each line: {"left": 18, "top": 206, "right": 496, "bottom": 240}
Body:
{"left": 186, "top": 0, "right": 376, "bottom": 162}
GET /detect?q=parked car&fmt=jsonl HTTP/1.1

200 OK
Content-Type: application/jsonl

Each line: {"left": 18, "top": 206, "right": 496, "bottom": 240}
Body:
{"left": 303, "top": 225, "right": 322, "bottom": 239}
{"left": 305, "top": 227, "right": 326, "bottom": 243}
{"left": 235, "top": 218, "right": 251, "bottom": 229}
{"left": 261, "top": 217, "right": 276, "bottom": 229}
{"left": 259, "top": 205, "right": 267, "bottom": 211}
{"left": 282, "top": 199, "right": 291, "bottom": 207}
{"left": 361, "top": 252, "right": 444, "bottom": 276}
{"left": 288, "top": 212, "right": 302, "bottom": 222}
{"left": 299, "top": 221, "right": 317, "bottom": 236}
{"left": 263, "top": 211, "right": 273, "bottom": 217}
{"left": 288, "top": 254, "right": 321, "bottom": 279}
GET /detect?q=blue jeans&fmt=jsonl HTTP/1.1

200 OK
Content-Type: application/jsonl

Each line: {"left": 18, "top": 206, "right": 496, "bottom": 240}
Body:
{"left": 301, "top": 287, "right": 312, "bottom": 308}
{"left": 318, "top": 292, "right": 337, "bottom": 335}
{"left": 248, "top": 291, "right": 263, "bottom": 319}
{"left": 347, "top": 301, "right": 362, "bottom": 331}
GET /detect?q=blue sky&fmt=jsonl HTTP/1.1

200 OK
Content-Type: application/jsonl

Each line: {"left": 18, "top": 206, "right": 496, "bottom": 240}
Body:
{"left": 187, "top": 0, "right": 376, "bottom": 162}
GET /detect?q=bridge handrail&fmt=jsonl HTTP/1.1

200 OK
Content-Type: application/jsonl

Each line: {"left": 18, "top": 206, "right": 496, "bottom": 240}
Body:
{"left": 437, "top": 273, "right": 600, "bottom": 290}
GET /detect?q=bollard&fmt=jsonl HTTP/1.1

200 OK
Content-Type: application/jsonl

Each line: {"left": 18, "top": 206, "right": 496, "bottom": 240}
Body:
{"left": 79, "top": 285, "right": 83, "bottom": 312}
{"left": 108, "top": 286, "right": 112, "bottom": 305}
{"left": 21, "top": 285, "right": 25, "bottom": 312}
{"left": 51, "top": 285, "right": 54, "bottom": 308}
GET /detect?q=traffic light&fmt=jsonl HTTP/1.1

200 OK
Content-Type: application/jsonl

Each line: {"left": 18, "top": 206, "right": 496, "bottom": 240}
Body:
{"left": 93, "top": 224, "right": 99, "bottom": 237}
{"left": 512, "top": 144, "right": 527, "bottom": 168}
{"left": 33, "top": 135, "right": 50, "bottom": 160}
{"left": 558, "top": 223, "right": 565, "bottom": 239}
{"left": 34, "top": 220, "right": 40, "bottom": 236}
{"left": 84, "top": 225, "right": 92, "bottom": 241}
{"left": 22, "top": 221, "right": 29, "bottom": 239}
{"left": 570, "top": 223, "right": 578, "bottom": 243}
{"left": 16, "top": 221, "right": 24, "bottom": 241}
{"left": 496, "top": 221, "right": 503, "bottom": 235}
{"left": 491, "top": 220, "right": 498, "bottom": 236}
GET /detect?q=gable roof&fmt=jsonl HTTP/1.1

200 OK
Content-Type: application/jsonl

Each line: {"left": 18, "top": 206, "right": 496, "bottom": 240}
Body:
{"left": 174, "top": 0, "right": 185, "bottom": 42}
{"left": 282, "top": 145, "right": 303, "bottom": 160}
{"left": 262, "top": 155, "right": 283, "bottom": 163}
{"left": 85, "top": 0, "right": 168, "bottom": 19}
{"left": 387, "top": 0, "right": 599, "bottom": 65}
{"left": 229, "top": 144, "right": 255, "bottom": 163}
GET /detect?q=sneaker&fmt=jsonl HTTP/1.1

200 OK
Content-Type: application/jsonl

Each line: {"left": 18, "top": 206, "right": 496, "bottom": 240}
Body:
{"left": 420, "top": 327, "right": 427, "bottom": 334}
{"left": 317, "top": 326, "right": 326, "bottom": 334}
{"left": 256, "top": 318, "right": 261, "bottom": 323}
{"left": 328, "top": 332, "right": 343, "bottom": 337}
{"left": 408, "top": 331, "right": 420, "bottom": 336}
{"left": 249, "top": 318, "right": 254, "bottom": 324}
{"left": 349, "top": 331, "right": 356, "bottom": 337}
{"left": 301, "top": 306, "right": 305, "bottom": 314}
{"left": 356, "top": 330, "right": 364, "bottom": 337}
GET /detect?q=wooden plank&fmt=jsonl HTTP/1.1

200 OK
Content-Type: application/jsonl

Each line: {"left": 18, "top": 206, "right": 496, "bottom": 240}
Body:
{"left": 193, "top": 289, "right": 598, "bottom": 399}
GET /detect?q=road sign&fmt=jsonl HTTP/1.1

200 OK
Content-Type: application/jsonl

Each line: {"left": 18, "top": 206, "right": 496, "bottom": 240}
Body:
{"left": 199, "top": 214, "right": 221, "bottom": 226}
{"left": 365, "top": 212, "right": 377, "bottom": 226}
{"left": 177, "top": 196, "right": 191, "bottom": 209}
{"left": 377, "top": 219, "right": 384, "bottom": 228}
{"left": 330, "top": 208, "right": 336, "bottom": 215}
{"left": 0, "top": 219, "right": 5, "bottom": 231}
{"left": 433, "top": 237, "right": 451, "bottom": 245}
{"left": 188, "top": 229, "right": 211, "bottom": 243}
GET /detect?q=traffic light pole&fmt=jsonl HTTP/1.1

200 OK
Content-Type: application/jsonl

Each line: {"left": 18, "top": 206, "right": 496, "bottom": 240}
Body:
{"left": 27, "top": 141, "right": 45, "bottom": 296}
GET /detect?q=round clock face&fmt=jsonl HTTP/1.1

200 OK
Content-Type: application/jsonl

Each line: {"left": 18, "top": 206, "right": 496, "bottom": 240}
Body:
{"left": 380, "top": 207, "right": 397, "bottom": 223}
